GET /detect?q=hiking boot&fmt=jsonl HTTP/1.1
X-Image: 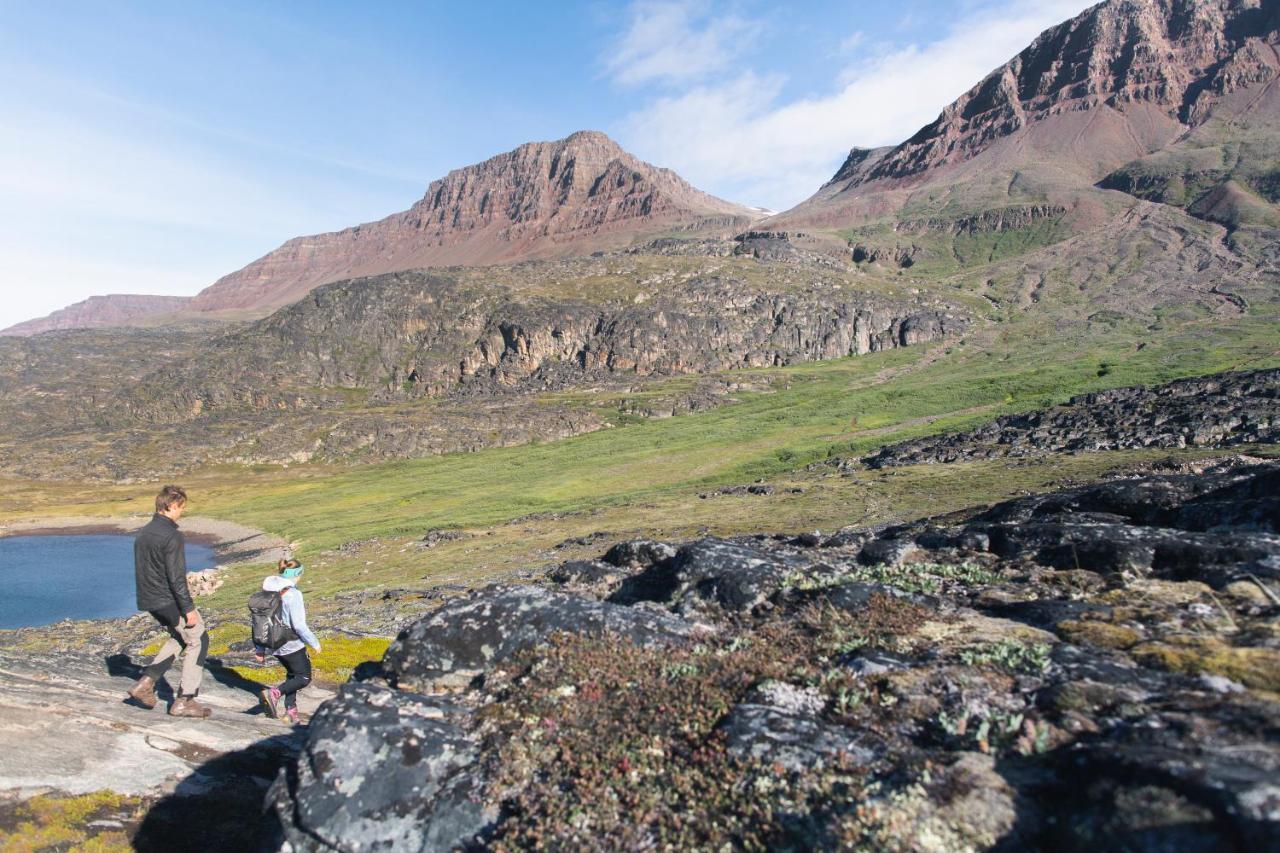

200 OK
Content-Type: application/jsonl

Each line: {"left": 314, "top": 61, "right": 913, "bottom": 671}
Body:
{"left": 260, "top": 687, "right": 282, "bottom": 719}
{"left": 285, "top": 706, "right": 300, "bottom": 726}
{"left": 169, "top": 696, "right": 212, "bottom": 718}
{"left": 127, "top": 675, "right": 158, "bottom": 709}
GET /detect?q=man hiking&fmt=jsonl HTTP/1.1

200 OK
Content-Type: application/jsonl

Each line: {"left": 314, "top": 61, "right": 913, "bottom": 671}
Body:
{"left": 126, "top": 485, "right": 211, "bottom": 718}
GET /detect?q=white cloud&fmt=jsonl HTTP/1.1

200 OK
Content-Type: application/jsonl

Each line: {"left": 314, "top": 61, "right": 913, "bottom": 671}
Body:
{"left": 614, "top": 0, "right": 1095, "bottom": 211}
{"left": 605, "top": 0, "right": 761, "bottom": 87}
{"left": 838, "top": 31, "right": 866, "bottom": 55}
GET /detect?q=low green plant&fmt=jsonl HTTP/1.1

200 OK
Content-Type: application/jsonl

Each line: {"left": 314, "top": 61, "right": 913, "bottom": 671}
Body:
{"left": 958, "top": 640, "right": 1052, "bottom": 674}
{"left": 845, "top": 560, "right": 999, "bottom": 595}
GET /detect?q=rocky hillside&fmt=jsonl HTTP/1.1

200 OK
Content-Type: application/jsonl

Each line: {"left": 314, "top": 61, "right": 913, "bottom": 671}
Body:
{"left": 186, "top": 131, "right": 761, "bottom": 317}
{"left": 0, "top": 251, "right": 963, "bottom": 478}
{"left": 126, "top": 269, "right": 960, "bottom": 424}
{"left": 1, "top": 294, "right": 193, "bottom": 337}
{"left": 266, "top": 455, "right": 1280, "bottom": 849}
{"left": 774, "top": 0, "right": 1280, "bottom": 235}
{"left": 864, "top": 367, "right": 1280, "bottom": 468}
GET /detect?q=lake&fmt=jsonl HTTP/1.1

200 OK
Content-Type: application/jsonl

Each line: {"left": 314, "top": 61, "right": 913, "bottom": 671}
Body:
{"left": 0, "top": 533, "right": 218, "bottom": 629}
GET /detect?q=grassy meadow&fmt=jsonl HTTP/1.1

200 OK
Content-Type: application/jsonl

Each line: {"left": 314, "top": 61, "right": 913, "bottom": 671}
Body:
{"left": 1, "top": 296, "right": 1275, "bottom": 616}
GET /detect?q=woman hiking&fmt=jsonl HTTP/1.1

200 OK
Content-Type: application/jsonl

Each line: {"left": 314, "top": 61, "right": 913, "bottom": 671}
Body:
{"left": 253, "top": 559, "right": 321, "bottom": 724}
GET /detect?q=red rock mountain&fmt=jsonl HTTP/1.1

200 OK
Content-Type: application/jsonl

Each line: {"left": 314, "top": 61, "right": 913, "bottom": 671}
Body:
{"left": 1, "top": 295, "right": 192, "bottom": 337}
{"left": 188, "top": 131, "right": 760, "bottom": 315}
{"left": 773, "top": 0, "right": 1280, "bottom": 229}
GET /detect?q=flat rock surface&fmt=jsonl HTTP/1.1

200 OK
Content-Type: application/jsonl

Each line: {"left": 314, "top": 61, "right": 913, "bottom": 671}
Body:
{"left": 0, "top": 646, "right": 333, "bottom": 798}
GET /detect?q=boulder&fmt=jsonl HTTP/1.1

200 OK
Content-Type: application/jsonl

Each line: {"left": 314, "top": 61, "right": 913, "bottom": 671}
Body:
{"left": 610, "top": 537, "right": 810, "bottom": 612}
{"left": 601, "top": 539, "right": 677, "bottom": 569}
{"left": 545, "top": 559, "right": 630, "bottom": 597}
{"left": 384, "top": 585, "right": 704, "bottom": 690}
{"left": 266, "top": 684, "right": 492, "bottom": 851}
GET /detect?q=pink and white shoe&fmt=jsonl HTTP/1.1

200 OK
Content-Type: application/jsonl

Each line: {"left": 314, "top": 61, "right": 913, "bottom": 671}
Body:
{"left": 259, "top": 687, "right": 282, "bottom": 719}
{"left": 285, "top": 706, "right": 300, "bottom": 725}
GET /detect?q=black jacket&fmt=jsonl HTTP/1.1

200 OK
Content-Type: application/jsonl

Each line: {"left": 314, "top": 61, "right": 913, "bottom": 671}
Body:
{"left": 134, "top": 514, "right": 195, "bottom": 616}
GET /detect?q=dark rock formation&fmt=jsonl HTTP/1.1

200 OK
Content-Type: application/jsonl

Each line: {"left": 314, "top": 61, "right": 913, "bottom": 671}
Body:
{"left": 382, "top": 585, "right": 707, "bottom": 691}
{"left": 718, "top": 702, "right": 884, "bottom": 772}
{"left": 609, "top": 537, "right": 810, "bottom": 613}
{"left": 892, "top": 204, "right": 1068, "bottom": 236}
{"left": 265, "top": 684, "right": 491, "bottom": 851}
{"left": 124, "top": 270, "right": 964, "bottom": 424}
{"left": 864, "top": 368, "right": 1280, "bottom": 468}
{"left": 272, "top": 456, "right": 1280, "bottom": 847}
{"left": 0, "top": 252, "right": 965, "bottom": 478}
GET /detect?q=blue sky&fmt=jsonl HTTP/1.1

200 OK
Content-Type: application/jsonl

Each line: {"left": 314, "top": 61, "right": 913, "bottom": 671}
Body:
{"left": 0, "top": 0, "right": 1093, "bottom": 328}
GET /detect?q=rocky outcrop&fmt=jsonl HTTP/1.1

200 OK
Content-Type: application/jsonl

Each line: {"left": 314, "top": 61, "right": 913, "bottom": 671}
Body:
{"left": 863, "top": 367, "right": 1280, "bottom": 468}
{"left": 269, "top": 457, "right": 1280, "bottom": 848}
{"left": 892, "top": 204, "right": 1068, "bottom": 236}
{"left": 265, "top": 685, "right": 489, "bottom": 852}
{"left": 1, "top": 295, "right": 192, "bottom": 338}
{"left": 187, "top": 131, "right": 761, "bottom": 317}
{"left": 116, "top": 269, "right": 964, "bottom": 424}
{"left": 382, "top": 585, "right": 709, "bottom": 692}
{"left": 0, "top": 248, "right": 965, "bottom": 478}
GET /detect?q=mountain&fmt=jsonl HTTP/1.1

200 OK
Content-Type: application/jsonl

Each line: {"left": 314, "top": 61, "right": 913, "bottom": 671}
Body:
{"left": 186, "top": 131, "right": 761, "bottom": 315}
{"left": 772, "top": 0, "right": 1280, "bottom": 236}
{"left": 0, "top": 294, "right": 193, "bottom": 337}
{"left": 1, "top": 132, "right": 760, "bottom": 335}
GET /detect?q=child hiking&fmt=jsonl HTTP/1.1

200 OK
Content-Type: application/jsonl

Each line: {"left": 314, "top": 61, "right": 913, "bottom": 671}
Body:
{"left": 251, "top": 559, "right": 321, "bottom": 725}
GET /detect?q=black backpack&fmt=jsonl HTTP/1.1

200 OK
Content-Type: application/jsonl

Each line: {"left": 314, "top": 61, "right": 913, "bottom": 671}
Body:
{"left": 248, "top": 590, "right": 299, "bottom": 649}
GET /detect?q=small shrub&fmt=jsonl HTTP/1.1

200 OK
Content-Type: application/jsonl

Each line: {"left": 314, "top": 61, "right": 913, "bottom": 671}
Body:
{"left": 478, "top": 609, "right": 923, "bottom": 849}
{"left": 958, "top": 640, "right": 1051, "bottom": 674}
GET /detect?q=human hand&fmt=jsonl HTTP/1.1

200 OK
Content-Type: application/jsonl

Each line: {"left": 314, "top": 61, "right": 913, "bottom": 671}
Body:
{"left": 254, "top": 652, "right": 266, "bottom": 663}
{"left": 185, "top": 610, "right": 199, "bottom": 628}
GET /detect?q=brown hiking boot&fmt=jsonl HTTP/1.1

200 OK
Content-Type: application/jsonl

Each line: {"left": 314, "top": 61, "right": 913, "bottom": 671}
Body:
{"left": 127, "top": 675, "right": 158, "bottom": 709}
{"left": 169, "top": 696, "right": 212, "bottom": 718}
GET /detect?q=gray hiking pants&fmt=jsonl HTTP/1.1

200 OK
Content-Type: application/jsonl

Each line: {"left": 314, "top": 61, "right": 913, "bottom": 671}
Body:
{"left": 143, "top": 616, "right": 208, "bottom": 697}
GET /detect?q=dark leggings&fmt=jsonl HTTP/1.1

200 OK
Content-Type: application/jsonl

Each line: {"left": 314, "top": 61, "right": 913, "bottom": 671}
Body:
{"left": 275, "top": 648, "right": 312, "bottom": 710}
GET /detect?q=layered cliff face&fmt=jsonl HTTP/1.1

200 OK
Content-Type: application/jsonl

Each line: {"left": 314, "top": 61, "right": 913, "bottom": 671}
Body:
{"left": 1, "top": 294, "right": 192, "bottom": 337}
{"left": 186, "top": 131, "right": 761, "bottom": 316}
{"left": 776, "top": 0, "right": 1280, "bottom": 230}
{"left": 0, "top": 250, "right": 966, "bottom": 476}
{"left": 867, "top": 0, "right": 1280, "bottom": 183}
{"left": 120, "top": 267, "right": 962, "bottom": 426}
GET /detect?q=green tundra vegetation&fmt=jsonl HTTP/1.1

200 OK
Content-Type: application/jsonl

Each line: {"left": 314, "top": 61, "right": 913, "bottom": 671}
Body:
{"left": 1, "top": 284, "right": 1276, "bottom": 622}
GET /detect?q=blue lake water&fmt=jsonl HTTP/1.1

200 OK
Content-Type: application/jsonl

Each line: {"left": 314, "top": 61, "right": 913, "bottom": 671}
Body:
{"left": 0, "top": 534, "right": 218, "bottom": 629}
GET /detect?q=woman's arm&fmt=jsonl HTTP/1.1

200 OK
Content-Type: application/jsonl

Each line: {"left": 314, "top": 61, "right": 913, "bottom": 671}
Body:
{"left": 283, "top": 588, "right": 321, "bottom": 652}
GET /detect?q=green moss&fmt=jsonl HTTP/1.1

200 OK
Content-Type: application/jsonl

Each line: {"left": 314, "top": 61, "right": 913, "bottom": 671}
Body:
{"left": 1131, "top": 637, "right": 1280, "bottom": 691}
{"left": 140, "top": 622, "right": 248, "bottom": 658}
{"left": 0, "top": 791, "right": 142, "bottom": 852}
{"left": 227, "top": 635, "right": 391, "bottom": 685}
{"left": 1055, "top": 619, "right": 1141, "bottom": 650}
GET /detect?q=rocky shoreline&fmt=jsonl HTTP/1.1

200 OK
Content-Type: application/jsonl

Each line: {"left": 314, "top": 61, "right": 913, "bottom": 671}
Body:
{"left": 266, "top": 457, "right": 1280, "bottom": 849}
{"left": 0, "top": 514, "right": 291, "bottom": 566}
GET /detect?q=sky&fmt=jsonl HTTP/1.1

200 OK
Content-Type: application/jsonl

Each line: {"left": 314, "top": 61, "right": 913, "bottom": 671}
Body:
{"left": 0, "top": 0, "right": 1094, "bottom": 329}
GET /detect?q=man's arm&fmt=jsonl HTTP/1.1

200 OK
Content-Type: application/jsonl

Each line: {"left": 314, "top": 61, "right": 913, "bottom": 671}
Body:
{"left": 164, "top": 533, "right": 197, "bottom": 624}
